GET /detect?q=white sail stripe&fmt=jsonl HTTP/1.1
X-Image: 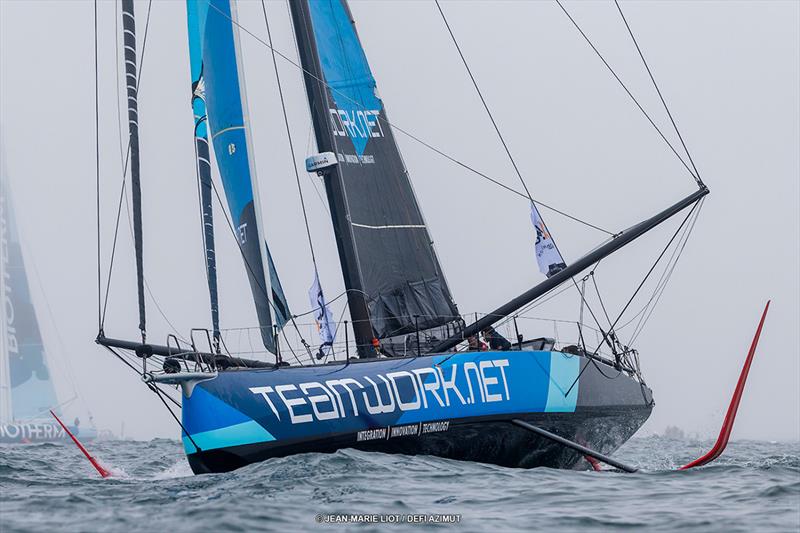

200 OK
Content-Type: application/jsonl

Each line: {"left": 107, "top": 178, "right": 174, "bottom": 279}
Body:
{"left": 124, "top": 45, "right": 136, "bottom": 54}
{"left": 211, "top": 125, "right": 245, "bottom": 139}
{"left": 123, "top": 29, "right": 135, "bottom": 38}
{"left": 122, "top": 11, "right": 134, "bottom": 21}
{"left": 198, "top": 157, "right": 211, "bottom": 166}
{"left": 124, "top": 60, "right": 137, "bottom": 69}
{"left": 350, "top": 222, "right": 427, "bottom": 230}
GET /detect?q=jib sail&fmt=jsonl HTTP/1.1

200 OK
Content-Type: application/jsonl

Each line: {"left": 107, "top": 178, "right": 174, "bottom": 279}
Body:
{"left": 198, "top": 0, "right": 289, "bottom": 352}
{"left": 289, "top": 0, "right": 460, "bottom": 355}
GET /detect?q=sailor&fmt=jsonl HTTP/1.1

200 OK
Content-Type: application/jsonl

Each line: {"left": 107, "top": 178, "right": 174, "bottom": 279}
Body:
{"left": 482, "top": 327, "right": 512, "bottom": 351}
{"left": 467, "top": 335, "right": 488, "bottom": 352}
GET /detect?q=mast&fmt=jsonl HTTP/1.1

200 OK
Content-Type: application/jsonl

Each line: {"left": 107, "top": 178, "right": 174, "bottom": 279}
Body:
{"left": 121, "top": 0, "right": 146, "bottom": 341}
{"left": 289, "top": 0, "right": 376, "bottom": 357}
{"left": 186, "top": 0, "right": 220, "bottom": 347}
{"left": 431, "top": 187, "right": 709, "bottom": 354}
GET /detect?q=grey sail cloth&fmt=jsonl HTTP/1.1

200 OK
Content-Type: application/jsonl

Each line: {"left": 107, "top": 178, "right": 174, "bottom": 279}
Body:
{"left": 289, "top": 0, "right": 460, "bottom": 343}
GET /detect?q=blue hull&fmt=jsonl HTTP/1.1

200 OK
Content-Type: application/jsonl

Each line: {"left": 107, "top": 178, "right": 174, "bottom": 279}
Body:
{"left": 181, "top": 351, "right": 652, "bottom": 474}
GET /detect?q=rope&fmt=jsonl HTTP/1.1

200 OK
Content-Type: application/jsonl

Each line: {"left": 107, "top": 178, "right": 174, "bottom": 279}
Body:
{"left": 614, "top": 0, "right": 704, "bottom": 187}
{"left": 261, "top": 0, "right": 320, "bottom": 270}
{"left": 434, "top": 0, "right": 533, "bottom": 201}
{"left": 148, "top": 384, "right": 200, "bottom": 452}
{"left": 588, "top": 199, "right": 700, "bottom": 357}
{"left": 554, "top": 0, "right": 700, "bottom": 185}
{"left": 204, "top": 0, "right": 613, "bottom": 236}
{"left": 207, "top": 171, "right": 312, "bottom": 359}
{"left": 627, "top": 198, "right": 704, "bottom": 345}
{"left": 615, "top": 197, "right": 699, "bottom": 332}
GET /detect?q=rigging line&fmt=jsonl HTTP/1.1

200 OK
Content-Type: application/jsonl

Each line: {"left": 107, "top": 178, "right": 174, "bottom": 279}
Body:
{"left": 323, "top": 300, "right": 350, "bottom": 364}
{"left": 108, "top": 165, "right": 191, "bottom": 344}
{"left": 554, "top": 0, "right": 699, "bottom": 183}
{"left": 435, "top": 0, "right": 606, "bottom": 319}
{"left": 434, "top": 0, "right": 533, "bottom": 201}
{"left": 291, "top": 290, "right": 347, "bottom": 319}
{"left": 99, "top": 0, "right": 154, "bottom": 329}
{"left": 205, "top": 0, "right": 613, "bottom": 236}
{"left": 613, "top": 0, "right": 703, "bottom": 187}
{"left": 615, "top": 198, "right": 696, "bottom": 331}
{"left": 148, "top": 384, "right": 200, "bottom": 451}
{"left": 285, "top": 0, "right": 330, "bottom": 218}
{"left": 494, "top": 232, "right": 612, "bottom": 333}
{"left": 280, "top": 327, "right": 309, "bottom": 366}
{"left": 207, "top": 170, "right": 311, "bottom": 352}
{"left": 95, "top": 0, "right": 102, "bottom": 332}
{"left": 261, "top": 0, "right": 318, "bottom": 269}
{"left": 101, "top": 346, "right": 182, "bottom": 409}
{"left": 590, "top": 273, "right": 614, "bottom": 330}
{"left": 588, "top": 199, "right": 700, "bottom": 357}
{"left": 627, "top": 197, "right": 703, "bottom": 345}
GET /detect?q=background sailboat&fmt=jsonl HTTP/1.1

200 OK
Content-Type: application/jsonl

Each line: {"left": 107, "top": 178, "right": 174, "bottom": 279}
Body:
{"left": 0, "top": 145, "right": 98, "bottom": 444}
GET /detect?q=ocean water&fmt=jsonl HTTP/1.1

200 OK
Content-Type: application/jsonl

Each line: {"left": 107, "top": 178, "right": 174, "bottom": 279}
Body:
{"left": 0, "top": 438, "right": 798, "bottom": 532}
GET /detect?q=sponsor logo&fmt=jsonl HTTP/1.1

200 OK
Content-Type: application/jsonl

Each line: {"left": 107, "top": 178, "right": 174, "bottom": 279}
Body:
{"left": 0, "top": 423, "right": 65, "bottom": 441}
{"left": 329, "top": 108, "right": 384, "bottom": 140}
{"left": 356, "top": 421, "right": 450, "bottom": 443}
{"left": 250, "top": 359, "right": 510, "bottom": 425}
{"left": 0, "top": 199, "right": 17, "bottom": 358}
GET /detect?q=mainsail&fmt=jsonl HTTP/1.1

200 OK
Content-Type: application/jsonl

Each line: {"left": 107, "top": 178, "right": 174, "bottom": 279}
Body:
{"left": 198, "top": 0, "right": 289, "bottom": 353}
{"left": 0, "top": 165, "right": 58, "bottom": 421}
{"left": 289, "top": 0, "right": 460, "bottom": 355}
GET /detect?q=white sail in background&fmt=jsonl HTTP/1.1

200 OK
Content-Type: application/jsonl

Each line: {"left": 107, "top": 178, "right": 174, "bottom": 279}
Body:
{"left": 530, "top": 202, "right": 566, "bottom": 278}
{"left": 308, "top": 272, "right": 335, "bottom": 359}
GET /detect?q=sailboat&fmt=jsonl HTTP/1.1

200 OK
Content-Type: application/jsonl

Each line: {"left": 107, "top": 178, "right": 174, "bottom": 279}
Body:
{"left": 97, "top": 0, "right": 708, "bottom": 474}
{"left": 0, "top": 153, "right": 97, "bottom": 444}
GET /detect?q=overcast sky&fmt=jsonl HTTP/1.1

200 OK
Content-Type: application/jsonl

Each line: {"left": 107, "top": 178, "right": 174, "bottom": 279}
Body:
{"left": 1, "top": 0, "right": 798, "bottom": 442}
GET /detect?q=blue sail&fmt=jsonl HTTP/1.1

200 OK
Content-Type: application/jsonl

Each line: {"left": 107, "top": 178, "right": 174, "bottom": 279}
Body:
{"left": 190, "top": 0, "right": 289, "bottom": 352}
{"left": 185, "top": 0, "right": 220, "bottom": 343}
{"left": 0, "top": 171, "right": 59, "bottom": 421}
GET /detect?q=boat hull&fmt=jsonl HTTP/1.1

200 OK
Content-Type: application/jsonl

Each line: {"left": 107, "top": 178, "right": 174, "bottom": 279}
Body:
{"left": 181, "top": 350, "right": 652, "bottom": 474}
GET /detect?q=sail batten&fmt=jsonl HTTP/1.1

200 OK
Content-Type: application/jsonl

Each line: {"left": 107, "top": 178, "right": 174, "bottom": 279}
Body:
{"left": 289, "top": 0, "right": 460, "bottom": 356}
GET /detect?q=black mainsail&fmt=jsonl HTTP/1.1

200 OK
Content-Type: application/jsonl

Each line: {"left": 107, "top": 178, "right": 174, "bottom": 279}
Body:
{"left": 289, "top": 0, "right": 460, "bottom": 357}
